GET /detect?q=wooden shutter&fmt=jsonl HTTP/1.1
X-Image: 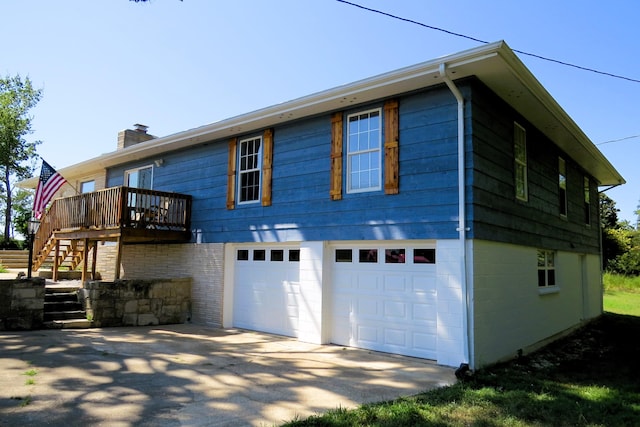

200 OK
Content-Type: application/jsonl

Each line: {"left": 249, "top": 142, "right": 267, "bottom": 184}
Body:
{"left": 330, "top": 112, "right": 343, "bottom": 200}
{"left": 384, "top": 99, "right": 399, "bottom": 195}
{"left": 226, "top": 137, "right": 237, "bottom": 210}
{"left": 261, "top": 128, "right": 274, "bottom": 206}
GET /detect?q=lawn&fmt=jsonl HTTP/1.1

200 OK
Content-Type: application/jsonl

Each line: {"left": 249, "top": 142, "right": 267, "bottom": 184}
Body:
{"left": 603, "top": 272, "right": 640, "bottom": 316}
{"left": 283, "top": 274, "right": 640, "bottom": 427}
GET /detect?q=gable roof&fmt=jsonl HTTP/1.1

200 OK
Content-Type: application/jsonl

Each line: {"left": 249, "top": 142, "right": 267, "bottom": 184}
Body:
{"left": 22, "top": 40, "right": 624, "bottom": 187}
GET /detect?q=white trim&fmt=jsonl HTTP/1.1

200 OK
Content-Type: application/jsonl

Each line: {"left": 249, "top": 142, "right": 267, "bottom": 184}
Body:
{"left": 236, "top": 135, "right": 263, "bottom": 205}
{"left": 124, "top": 164, "right": 154, "bottom": 189}
{"left": 346, "top": 108, "right": 382, "bottom": 194}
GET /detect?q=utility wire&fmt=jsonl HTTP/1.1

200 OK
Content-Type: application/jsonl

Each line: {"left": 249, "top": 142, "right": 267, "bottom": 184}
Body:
{"left": 597, "top": 135, "right": 640, "bottom": 146}
{"left": 336, "top": 0, "right": 640, "bottom": 84}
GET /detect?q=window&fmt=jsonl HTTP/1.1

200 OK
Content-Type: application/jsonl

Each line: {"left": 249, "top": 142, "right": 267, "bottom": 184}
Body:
{"left": 347, "top": 109, "right": 381, "bottom": 193}
{"left": 359, "top": 249, "right": 378, "bottom": 263}
{"left": 514, "top": 122, "right": 528, "bottom": 201}
{"left": 270, "top": 249, "right": 284, "bottom": 262}
{"left": 537, "top": 250, "right": 556, "bottom": 288}
{"left": 288, "top": 249, "right": 300, "bottom": 262}
{"left": 385, "top": 249, "right": 405, "bottom": 263}
{"left": 559, "top": 157, "right": 567, "bottom": 217}
{"left": 238, "top": 136, "right": 262, "bottom": 203}
{"left": 335, "top": 249, "right": 352, "bottom": 262}
{"left": 237, "top": 249, "right": 249, "bottom": 261}
{"left": 125, "top": 165, "right": 153, "bottom": 189}
{"left": 584, "top": 176, "right": 591, "bottom": 226}
{"left": 253, "top": 249, "right": 266, "bottom": 261}
{"left": 413, "top": 248, "right": 436, "bottom": 264}
{"left": 81, "top": 180, "right": 95, "bottom": 193}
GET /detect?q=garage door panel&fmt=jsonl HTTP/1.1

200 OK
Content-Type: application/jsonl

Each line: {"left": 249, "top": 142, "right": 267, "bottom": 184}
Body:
{"left": 383, "top": 275, "right": 408, "bottom": 292}
{"left": 357, "top": 274, "right": 380, "bottom": 291}
{"left": 357, "top": 325, "right": 379, "bottom": 344}
{"left": 385, "top": 328, "right": 407, "bottom": 347}
{"left": 413, "top": 302, "right": 437, "bottom": 322}
{"left": 357, "top": 298, "right": 380, "bottom": 317}
{"left": 384, "top": 300, "right": 407, "bottom": 320}
{"left": 412, "top": 276, "right": 436, "bottom": 293}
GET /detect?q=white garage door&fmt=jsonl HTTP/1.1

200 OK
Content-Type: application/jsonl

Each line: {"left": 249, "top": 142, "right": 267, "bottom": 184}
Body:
{"left": 332, "top": 244, "right": 437, "bottom": 359}
{"left": 233, "top": 245, "right": 301, "bottom": 337}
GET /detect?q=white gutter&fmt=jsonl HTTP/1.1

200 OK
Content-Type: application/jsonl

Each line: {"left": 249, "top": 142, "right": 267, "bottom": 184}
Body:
{"left": 439, "top": 63, "right": 473, "bottom": 370}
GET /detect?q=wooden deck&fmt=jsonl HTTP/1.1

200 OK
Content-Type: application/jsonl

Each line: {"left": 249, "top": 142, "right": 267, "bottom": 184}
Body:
{"left": 32, "top": 187, "right": 192, "bottom": 279}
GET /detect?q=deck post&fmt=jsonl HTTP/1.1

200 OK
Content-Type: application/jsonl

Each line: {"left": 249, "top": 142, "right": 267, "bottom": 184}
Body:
{"left": 81, "top": 238, "right": 89, "bottom": 283}
{"left": 91, "top": 241, "right": 98, "bottom": 280}
{"left": 114, "top": 238, "right": 123, "bottom": 280}
{"left": 52, "top": 240, "right": 60, "bottom": 282}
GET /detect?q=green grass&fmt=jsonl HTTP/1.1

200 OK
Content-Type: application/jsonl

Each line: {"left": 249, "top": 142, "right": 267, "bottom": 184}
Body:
{"left": 603, "top": 272, "right": 640, "bottom": 316}
{"left": 283, "top": 276, "right": 640, "bottom": 427}
{"left": 603, "top": 272, "right": 640, "bottom": 293}
{"left": 604, "top": 291, "right": 640, "bottom": 316}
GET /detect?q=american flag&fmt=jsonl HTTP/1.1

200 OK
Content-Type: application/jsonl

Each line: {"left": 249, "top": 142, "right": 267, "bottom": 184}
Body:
{"left": 33, "top": 160, "right": 67, "bottom": 219}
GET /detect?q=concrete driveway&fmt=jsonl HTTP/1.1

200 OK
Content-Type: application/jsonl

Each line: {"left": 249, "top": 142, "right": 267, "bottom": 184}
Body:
{"left": 0, "top": 325, "right": 455, "bottom": 426}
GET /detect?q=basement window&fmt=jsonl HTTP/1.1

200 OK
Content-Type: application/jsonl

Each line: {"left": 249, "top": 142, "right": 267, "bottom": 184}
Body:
{"left": 537, "top": 250, "right": 557, "bottom": 290}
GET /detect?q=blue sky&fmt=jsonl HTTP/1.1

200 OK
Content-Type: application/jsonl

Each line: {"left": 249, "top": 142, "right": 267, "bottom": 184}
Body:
{"left": 3, "top": 0, "right": 639, "bottom": 223}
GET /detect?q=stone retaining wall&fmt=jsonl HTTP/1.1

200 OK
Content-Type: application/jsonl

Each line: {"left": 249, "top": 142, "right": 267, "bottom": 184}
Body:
{"left": 0, "top": 278, "right": 45, "bottom": 330}
{"left": 80, "top": 278, "right": 192, "bottom": 327}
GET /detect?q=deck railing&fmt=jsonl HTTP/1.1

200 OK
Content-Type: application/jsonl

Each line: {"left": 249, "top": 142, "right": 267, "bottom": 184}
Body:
{"left": 33, "top": 187, "right": 192, "bottom": 262}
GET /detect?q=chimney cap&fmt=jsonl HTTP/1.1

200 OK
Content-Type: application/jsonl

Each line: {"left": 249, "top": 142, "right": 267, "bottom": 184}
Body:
{"left": 133, "top": 123, "right": 148, "bottom": 133}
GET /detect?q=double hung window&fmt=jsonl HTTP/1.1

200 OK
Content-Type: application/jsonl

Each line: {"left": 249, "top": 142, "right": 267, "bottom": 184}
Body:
{"left": 584, "top": 176, "right": 591, "bottom": 225}
{"left": 238, "top": 136, "right": 262, "bottom": 204}
{"left": 514, "top": 122, "right": 528, "bottom": 201}
{"left": 347, "top": 109, "right": 381, "bottom": 193}
{"left": 559, "top": 157, "right": 567, "bottom": 217}
{"left": 537, "top": 250, "right": 556, "bottom": 288}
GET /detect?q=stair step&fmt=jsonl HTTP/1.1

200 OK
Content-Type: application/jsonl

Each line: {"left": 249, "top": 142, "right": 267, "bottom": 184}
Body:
{"left": 45, "top": 291, "right": 78, "bottom": 298}
{"left": 43, "top": 319, "right": 93, "bottom": 329}
{"left": 44, "top": 310, "right": 87, "bottom": 321}
{"left": 44, "top": 301, "right": 83, "bottom": 311}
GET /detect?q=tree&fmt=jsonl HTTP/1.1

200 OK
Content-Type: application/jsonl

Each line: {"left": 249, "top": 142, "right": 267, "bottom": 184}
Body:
{"left": 600, "top": 194, "right": 624, "bottom": 270}
{"left": 0, "top": 75, "right": 42, "bottom": 244}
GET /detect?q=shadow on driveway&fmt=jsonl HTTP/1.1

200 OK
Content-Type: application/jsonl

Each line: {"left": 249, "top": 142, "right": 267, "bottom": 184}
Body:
{"left": 0, "top": 325, "right": 454, "bottom": 426}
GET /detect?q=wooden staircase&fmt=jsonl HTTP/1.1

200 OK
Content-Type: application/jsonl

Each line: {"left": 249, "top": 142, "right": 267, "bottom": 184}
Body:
{"left": 33, "top": 238, "right": 87, "bottom": 273}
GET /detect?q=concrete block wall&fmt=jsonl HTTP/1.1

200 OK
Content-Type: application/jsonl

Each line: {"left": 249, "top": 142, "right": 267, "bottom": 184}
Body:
{"left": 95, "top": 243, "right": 224, "bottom": 327}
{"left": 0, "top": 278, "right": 45, "bottom": 330}
{"left": 82, "top": 278, "right": 191, "bottom": 327}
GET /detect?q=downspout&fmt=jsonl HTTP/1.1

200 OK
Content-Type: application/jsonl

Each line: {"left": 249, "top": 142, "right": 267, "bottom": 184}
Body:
{"left": 439, "top": 63, "right": 472, "bottom": 370}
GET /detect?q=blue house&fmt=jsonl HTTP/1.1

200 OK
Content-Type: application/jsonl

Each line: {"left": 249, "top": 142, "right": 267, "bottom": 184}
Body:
{"left": 24, "top": 41, "right": 624, "bottom": 369}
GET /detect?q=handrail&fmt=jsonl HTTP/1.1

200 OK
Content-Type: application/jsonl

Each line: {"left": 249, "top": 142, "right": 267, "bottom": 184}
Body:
{"left": 31, "top": 186, "right": 193, "bottom": 267}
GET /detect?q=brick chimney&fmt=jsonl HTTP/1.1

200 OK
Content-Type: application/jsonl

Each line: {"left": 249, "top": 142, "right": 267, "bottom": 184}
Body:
{"left": 117, "top": 123, "right": 155, "bottom": 150}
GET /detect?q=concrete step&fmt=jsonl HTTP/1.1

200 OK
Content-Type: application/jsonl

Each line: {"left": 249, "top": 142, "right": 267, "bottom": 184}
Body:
{"left": 44, "top": 310, "right": 87, "bottom": 322}
{"left": 45, "top": 291, "right": 79, "bottom": 301}
{"left": 44, "top": 301, "right": 83, "bottom": 312}
{"left": 0, "top": 250, "right": 30, "bottom": 269}
{"left": 43, "top": 319, "right": 93, "bottom": 329}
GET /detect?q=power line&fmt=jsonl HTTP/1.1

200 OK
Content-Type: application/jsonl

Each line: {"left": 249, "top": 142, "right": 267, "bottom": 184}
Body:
{"left": 336, "top": 0, "right": 640, "bottom": 84}
{"left": 597, "top": 135, "right": 640, "bottom": 146}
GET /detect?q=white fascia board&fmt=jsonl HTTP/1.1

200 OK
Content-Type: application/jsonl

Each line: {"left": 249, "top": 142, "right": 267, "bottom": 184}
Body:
{"left": 18, "top": 40, "right": 623, "bottom": 187}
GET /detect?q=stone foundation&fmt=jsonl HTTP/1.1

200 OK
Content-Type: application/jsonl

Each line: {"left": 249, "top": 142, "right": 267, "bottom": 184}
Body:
{"left": 0, "top": 278, "right": 45, "bottom": 330}
{"left": 80, "top": 278, "right": 192, "bottom": 327}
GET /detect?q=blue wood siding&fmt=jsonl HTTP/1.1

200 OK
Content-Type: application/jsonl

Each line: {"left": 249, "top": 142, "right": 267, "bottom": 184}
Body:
{"left": 107, "top": 85, "right": 465, "bottom": 244}
{"left": 468, "top": 79, "right": 600, "bottom": 253}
